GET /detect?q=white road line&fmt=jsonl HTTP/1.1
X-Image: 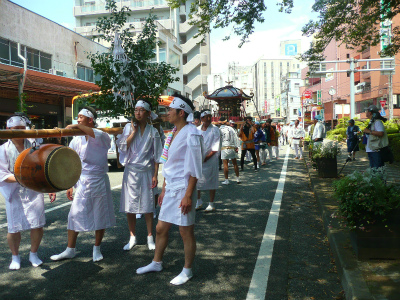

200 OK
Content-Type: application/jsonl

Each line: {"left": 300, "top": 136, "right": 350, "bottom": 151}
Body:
{"left": 0, "top": 183, "right": 124, "bottom": 229}
{"left": 246, "top": 146, "right": 291, "bottom": 300}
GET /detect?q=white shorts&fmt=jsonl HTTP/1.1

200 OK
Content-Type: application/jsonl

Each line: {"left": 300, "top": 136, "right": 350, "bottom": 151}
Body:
{"left": 221, "top": 148, "right": 237, "bottom": 160}
{"left": 158, "top": 187, "right": 197, "bottom": 226}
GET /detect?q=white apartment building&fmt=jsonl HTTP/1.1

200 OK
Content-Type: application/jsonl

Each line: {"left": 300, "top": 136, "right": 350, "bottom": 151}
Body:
{"left": 252, "top": 58, "right": 302, "bottom": 118}
{"left": 73, "top": 0, "right": 211, "bottom": 103}
{"left": 280, "top": 72, "right": 303, "bottom": 122}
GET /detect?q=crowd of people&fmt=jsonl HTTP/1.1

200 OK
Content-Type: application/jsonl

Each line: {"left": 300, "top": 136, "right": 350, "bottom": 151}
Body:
{"left": 0, "top": 94, "right": 330, "bottom": 285}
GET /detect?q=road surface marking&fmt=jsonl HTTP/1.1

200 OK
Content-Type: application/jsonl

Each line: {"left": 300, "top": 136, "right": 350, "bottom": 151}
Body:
{"left": 246, "top": 146, "right": 290, "bottom": 300}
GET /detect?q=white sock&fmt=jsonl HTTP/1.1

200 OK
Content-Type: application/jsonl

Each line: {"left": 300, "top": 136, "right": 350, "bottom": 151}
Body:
{"left": 136, "top": 260, "right": 163, "bottom": 274}
{"left": 29, "top": 252, "right": 43, "bottom": 267}
{"left": 9, "top": 255, "right": 21, "bottom": 270}
{"left": 209, "top": 202, "right": 214, "bottom": 208}
{"left": 93, "top": 245, "right": 103, "bottom": 262}
{"left": 236, "top": 176, "right": 240, "bottom": 182}
{"left": 50, "top": 247, "right": 76, "bottom": 261}
{"left": 123, "top": 236, "right": 136, "bottom": 251}
{"left": 170, "top": 267, "right": 193, "bottom": 285}
{"left": 147, "top": 235, "right": 156, "bottom": 250}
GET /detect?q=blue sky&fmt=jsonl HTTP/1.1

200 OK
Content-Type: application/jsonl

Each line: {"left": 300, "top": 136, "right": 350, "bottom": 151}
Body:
{"left": 10, "top": 0, "right": 319, "bottom": 73}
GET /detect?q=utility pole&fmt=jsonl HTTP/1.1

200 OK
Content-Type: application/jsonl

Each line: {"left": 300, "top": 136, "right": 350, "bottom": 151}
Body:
{"left": 310, "top": 58, "right": 395, "bottom": 119}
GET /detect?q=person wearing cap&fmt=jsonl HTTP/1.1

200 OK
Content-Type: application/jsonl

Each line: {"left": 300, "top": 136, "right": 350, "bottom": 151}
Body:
{"left": 312, "top": 115, "right": 325, "bottom": 144}
{"left": 116, "top": 99, "right": 163, "bottom": 251}
{"left": 196, "top": 109, "right": 221, "bottom": 212}
{"left": 136, "top": 93, "right": 205, "bottom": 285}
{"left": 363, "top": 105, "right": 389, "bottom": 169}
{"left": 0, "top": 114, "right": 56, "bottom": 270}
{"left": 239, "top": 117, "right": 258, "bottom": 171}
{"left": 346, "top": 119, "right": 360, "bottom": 161}
{"left": 51, "top": 106, "right": 116, "bottom": 263}
{"left": 219, "top": 117, "right": 241, "bottom": 184}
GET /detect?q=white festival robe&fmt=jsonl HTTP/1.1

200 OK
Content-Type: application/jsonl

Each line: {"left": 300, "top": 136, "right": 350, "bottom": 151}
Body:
{"left": 68, "top": 129, "right": 116, "bottom": 232}
{"left": 0, "top": 139, "right": 45, "bottom": 233}
{"left": 196, "top": 124, "right": 221, "bottom": 191}
{"left": 291, "top": 126, "right": 305, "bottom": 145}
{"left": 158, "top": 124, "right": 205, "bottom": 226}
{"left": 117, "top": 123, "right": 162, "bottom": 214}
{"left": 219, "top": 125, "right": 240, "bottom": 160}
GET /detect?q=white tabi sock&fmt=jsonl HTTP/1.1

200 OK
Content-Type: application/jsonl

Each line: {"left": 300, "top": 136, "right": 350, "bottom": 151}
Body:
{"left": 93, "top": 245, "right": 103, "bottom": 262}
{"left": 123, "top": 236, "right": 136, "bottom": 251}
{"left": 50, "top": 247, "right": 76, "bottom": 261}
{"left": 147, "top": 235, "right": 156, "bottom": 250}
{"left": 29, "top": 252, "right": 43, "bottom": 267}
{"left": 136, "top": 260, "right": 163, "bottom": 274}
{"left": 236, "top": 176, "right": 241, "bottom": 183}
{"left": 9, "top": 255, "right": 21, "bottom": 270}
{"left": 170, "top": 267, "right": 193, "bottom": 285}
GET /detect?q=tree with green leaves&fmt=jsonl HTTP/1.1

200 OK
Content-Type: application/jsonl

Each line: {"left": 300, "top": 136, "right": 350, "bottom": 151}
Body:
{"left": 86, "top": 0, "right": 180, "bottom": 118}
{"left": 301, "top": 0, "right": 400, "bottom": 61}
{"left": 169, "top": 0, "right": 400, "bottom": 60}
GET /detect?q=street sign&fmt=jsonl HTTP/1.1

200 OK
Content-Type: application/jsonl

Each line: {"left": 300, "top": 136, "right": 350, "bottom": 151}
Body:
{"left": 380, "top": 100, "right": 386, "bottom": 107}
{"left": 303, "top": 91, "right": 311, "bottom": 98}
{"left": 304, "top": 90, "right": 312, "bottom": 99}
{"left": 381, "top": 107, "right": 386, "bottom": 117}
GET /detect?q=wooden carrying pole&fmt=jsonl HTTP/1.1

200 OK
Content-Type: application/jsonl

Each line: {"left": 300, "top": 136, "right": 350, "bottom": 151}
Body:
{"left": 0, "top": 127, "right": 124, "bottom": 140}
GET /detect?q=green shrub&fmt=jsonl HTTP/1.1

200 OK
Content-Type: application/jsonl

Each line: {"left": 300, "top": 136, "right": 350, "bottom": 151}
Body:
{"left": 333, "top": 169, "right": 400, "bottom": 229}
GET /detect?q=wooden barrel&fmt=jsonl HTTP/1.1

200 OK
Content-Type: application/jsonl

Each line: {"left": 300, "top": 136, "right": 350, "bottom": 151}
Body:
{"left": 14, "top": 144, "right": 82, "bottom": 193}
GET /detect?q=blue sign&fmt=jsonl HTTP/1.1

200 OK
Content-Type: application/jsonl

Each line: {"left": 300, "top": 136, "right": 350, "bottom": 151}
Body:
{"left": 381, "top": 107, "right": 386, "bottom": 117}
{"left": 285, "top": 44, "right": 298, "bottom": 56}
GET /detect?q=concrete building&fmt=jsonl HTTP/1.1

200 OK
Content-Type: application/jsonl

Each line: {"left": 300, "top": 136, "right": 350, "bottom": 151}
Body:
{"left": 73, "top": 0, "right": 210, "bottom": 104}
{"left": 0, "top": 0, "right": 108, "bottom": 129}
{"left": 252, "top": 58, "right": 302, "bottom": 119}
{"left": 280, "top": 71, "right": 303, "bottom": 122}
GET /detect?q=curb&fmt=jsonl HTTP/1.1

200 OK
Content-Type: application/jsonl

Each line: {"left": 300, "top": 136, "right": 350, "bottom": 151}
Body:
{"left": 304, "top": 155, "right": 374, "bottom": 300}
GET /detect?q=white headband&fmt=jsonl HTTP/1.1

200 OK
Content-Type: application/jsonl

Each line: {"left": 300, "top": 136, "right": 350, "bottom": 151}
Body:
{"left": 200, "top": 110, "right": 211, "bottom": 118}
{"left": 169, "top": 97, "right": 194, "bottom": 122}
{"left": 79, "top": 109, "right": 95, "bottom": 120}
{"left": 136, "top": 100, "right": 158, "bottom": 120}
{"left": 6, "top": 116, "right": 29, "bottom": 128}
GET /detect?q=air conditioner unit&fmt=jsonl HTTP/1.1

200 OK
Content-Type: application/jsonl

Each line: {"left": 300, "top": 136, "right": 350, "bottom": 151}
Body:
{"left": 49, "top": 69, "right": 66, "bottom": 77}
{"left": 355, "top": 82, "right": 366, "bottom": 93}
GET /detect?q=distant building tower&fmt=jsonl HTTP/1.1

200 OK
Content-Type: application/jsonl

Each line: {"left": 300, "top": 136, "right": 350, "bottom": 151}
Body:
{"left": 280, "top": 40, "right": 302, "bottom": 56}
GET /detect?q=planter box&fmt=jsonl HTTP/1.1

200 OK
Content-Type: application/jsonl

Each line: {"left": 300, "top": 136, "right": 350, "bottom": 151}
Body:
{"left": 350, "top": 226, "right": 400, "bottom": 259}
{"left": 316, "top": 157, "right": 337, "bottom": 178}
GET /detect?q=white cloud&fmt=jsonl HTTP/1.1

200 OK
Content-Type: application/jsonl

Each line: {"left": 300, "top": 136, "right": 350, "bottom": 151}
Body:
{"left": 210, "top": 27, "right": 313, "bottom": 74}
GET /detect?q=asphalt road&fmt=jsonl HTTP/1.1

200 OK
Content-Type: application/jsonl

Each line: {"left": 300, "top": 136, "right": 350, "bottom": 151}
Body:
{"left": 0, "top": 145, "right": 343, "bottom": 300}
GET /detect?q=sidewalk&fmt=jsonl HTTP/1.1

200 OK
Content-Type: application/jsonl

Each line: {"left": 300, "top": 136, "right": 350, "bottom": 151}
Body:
{"left": 303, "top": 145, "right": 400, "bottom": 300}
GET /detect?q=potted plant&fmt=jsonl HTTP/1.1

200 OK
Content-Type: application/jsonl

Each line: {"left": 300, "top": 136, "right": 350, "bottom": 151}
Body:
{"left": 312, "top": 140, "right": 341, "bottom": 178}
{"left": 333, "top": 168, "right": 400, "bottom": 259}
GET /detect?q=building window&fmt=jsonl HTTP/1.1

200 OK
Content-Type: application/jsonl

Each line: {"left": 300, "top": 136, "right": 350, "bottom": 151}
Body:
{"left": 290, "top": 97, "right": 293, "bottom": 103}
{"left": 0, "top": 38, "right": 52, "bottom": 73}
{"left": 77, "top": 64, "right": 94, "bottom": 82}
{"left": 293, "top": 109, "right": 297, "bottom": 115}
{"left": 159, "top": 48, "right": 166, "bottom": 62}
{"left": 168, "top": 50, "right": 180, "bottom": 67}
{"left": 294, "top": 83, "right": 300, "bottom": 90}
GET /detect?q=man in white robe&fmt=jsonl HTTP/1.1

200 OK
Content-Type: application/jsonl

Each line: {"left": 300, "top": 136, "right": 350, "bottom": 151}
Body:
{"left": 117, "top": 100, "right": 162, "bottom": 251}
{"left": 0, "top": 115, "right": 56, "bottom": 270}
{"left": 291, "top": 120, "right": 305, "bottom": 159}
{"left": 136, "top": 94, "right": 205, "bottom": 286}
{"left": 51, "top": 107, "right": 116, "bottom": 262}
{"left": 219, "top": 117, "right": 240, "bottom": 185}
{"left": 312, "top": 114, "right": 326, "bottom": 145}
{"left": 196, "top": 110, "right": 220, "bottom": 212}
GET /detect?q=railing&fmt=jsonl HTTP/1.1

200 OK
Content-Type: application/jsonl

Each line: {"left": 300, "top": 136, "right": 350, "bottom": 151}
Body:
{"left": 130, "top": 0, "right": 167, "bottom": 8}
